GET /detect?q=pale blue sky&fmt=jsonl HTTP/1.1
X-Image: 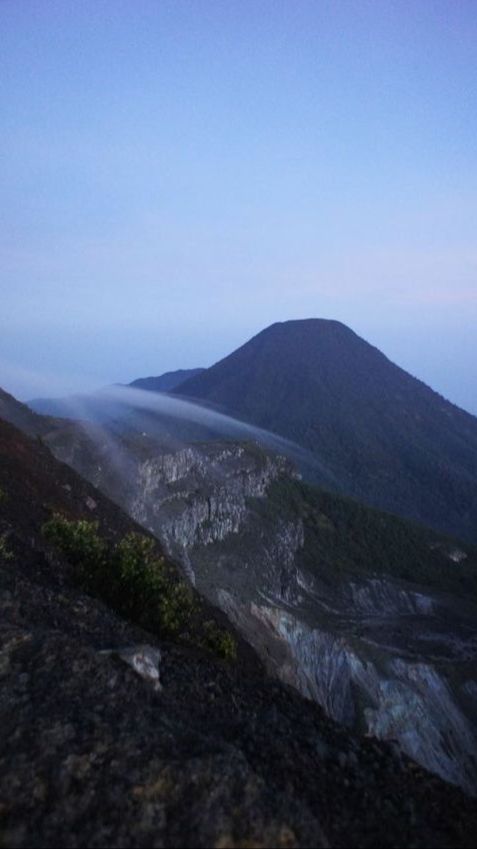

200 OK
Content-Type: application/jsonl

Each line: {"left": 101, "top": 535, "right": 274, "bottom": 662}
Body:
{"left": 1, "top": 0, "right": 476, "bottom": 410}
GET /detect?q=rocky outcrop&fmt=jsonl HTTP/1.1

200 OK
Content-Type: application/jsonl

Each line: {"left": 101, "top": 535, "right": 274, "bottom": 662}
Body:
{"left": 226, "top": 597, "right": 477, "bottom": 795}
{"left": 129, "top": 443, "right": 296, "bottom": 578}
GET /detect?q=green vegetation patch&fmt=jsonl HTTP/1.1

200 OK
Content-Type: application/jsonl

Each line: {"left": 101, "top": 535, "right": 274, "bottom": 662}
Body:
{"left": 0, "top": 534, "right": 13, "bottom": 561}
{"left": 42, "top": 515, "right": 236, "bottom": 660}
{"left": 256, "top": 478, "right": 477, "bottom": 600}
{"left": 200, "top": 619, "right": 237, "bottom": 661}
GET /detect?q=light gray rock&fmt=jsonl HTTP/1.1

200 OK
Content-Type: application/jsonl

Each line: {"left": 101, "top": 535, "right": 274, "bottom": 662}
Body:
{"left": 99, "top": 645, "right": 163, "bottom": 690}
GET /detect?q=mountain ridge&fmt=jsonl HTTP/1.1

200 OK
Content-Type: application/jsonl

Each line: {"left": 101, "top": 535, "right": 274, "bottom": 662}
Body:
{"left": 128, "top": 367, "right": 205, "bottom": 392}
{"left": 28, "top": 369, "right": 207, "bottom": 416}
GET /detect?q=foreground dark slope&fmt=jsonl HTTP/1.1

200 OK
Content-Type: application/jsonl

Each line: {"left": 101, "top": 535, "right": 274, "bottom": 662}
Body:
{"left": 176, "top": 319, "right": 477, "bottom": 541}
{"left": 1, "top": 418, "right": 477, "bottom": 847}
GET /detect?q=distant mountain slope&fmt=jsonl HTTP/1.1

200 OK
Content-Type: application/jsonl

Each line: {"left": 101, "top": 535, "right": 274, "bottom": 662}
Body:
{"left": 28, "top": 391, "right": 104, "bottom": 418}
{"left": 129, "top": 367, "right": 205, "bottom": 392}
{"left": 176, "top": 319, "right": 477, "bottom": 542}
{"left": 28, "top": 369, "right": 205, "bottom": 417}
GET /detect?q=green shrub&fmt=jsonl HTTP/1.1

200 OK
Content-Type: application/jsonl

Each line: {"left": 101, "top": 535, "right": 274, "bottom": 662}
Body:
{"left": 41, "top": 516, "right": 235, "bottom": 659}
{"left": 0, "top": 534, "right": 13, "bottom": 561}
{"left": 200, "top": 620, "right": 237, "bottom": 661}
{"left": 0, "top": 486, "right": 7, "bottom": 504}
{"left": 114, "top": 532, "right": 196, "bottom": 635}
{"left": 255, "top": 479, "right": 477, "bottom": 600}
{"left": 42, "top": 517, "right": 109, "bottom": 592}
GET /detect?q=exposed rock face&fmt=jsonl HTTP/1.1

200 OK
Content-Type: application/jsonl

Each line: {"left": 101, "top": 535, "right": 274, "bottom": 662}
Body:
{"left": 231, "top": 599, "right": 477, "bottom": 793}
{"left": 44, "top": 430, "right": 477, "bottom": 794}
{"left": 219, "top": 563, "right": 477, "bottom": 792}
{"left": 129, "top": 444, "right": 296, "bottom": 577}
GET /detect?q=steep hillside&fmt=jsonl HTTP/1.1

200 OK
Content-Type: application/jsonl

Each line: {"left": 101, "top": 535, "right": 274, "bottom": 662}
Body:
{"left": 129, "top": 367, "right": 205, "bottom": 392}
{"left": 175, "top": 319, "right": 477, "bottom": 542}
{"left": 4, "top": 418, "right": 477, "bottom": 846}
{"left": 43, "top": 416, "right": 477, "bottom": 793}
{"left": 4, "top": 386, "right": 477, "bottom": 792}
{"left": 0, "top": 416, "right": 241, "bottom": 659}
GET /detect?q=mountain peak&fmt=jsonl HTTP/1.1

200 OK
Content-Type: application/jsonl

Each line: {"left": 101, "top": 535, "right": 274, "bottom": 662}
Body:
{"left": 265, "top": 317, "right": 351, "bottom": 331}
{"left": 251, "top": 317, "right": 358, "bottom": 345}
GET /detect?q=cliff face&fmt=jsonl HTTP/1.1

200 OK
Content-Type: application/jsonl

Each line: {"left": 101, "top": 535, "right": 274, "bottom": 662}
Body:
{"left": 222, "top": 591, "right": 477, "bottom": 794}
{"left": 130, "top": 444, "right": 297, "bottom": 576}
{"left": 45, "top": 430, "right": 477, "bottom": 794}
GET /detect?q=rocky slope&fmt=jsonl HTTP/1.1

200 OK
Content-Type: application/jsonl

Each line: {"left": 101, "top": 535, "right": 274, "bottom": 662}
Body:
{"left": 4, "top": 417, "right": 477, "bottom": 847}
{"left": 40, "top": 417, "right": 477, "bottom": 795}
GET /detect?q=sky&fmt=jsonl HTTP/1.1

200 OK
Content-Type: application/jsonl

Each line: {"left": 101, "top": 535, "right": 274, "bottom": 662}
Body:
{"left": 1, "top": 0, "right": 476, "bottom": 411}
